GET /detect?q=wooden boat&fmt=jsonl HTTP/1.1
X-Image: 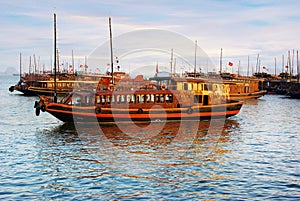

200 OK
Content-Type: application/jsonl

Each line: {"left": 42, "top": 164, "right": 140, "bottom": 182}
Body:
{"left": 8, "top": 73, "right": 103, "bottom": 96}
{"left": 34, "top": 76, "right": 243, "bottom": 123}
{"left": 221, "top": 75, "right": 267, "bottom": 100}
{"left": 34, "top": 17, "right": 243, "bottom": 123}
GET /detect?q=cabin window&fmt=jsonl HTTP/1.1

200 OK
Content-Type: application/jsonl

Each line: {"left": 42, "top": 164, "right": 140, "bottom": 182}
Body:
{"left": 194, "top": 95, "right": 202, "bottom": 103}
{"left": 155, "top": 94, "right": 160, "bottom": 103}
{"left": 166, "top": 94, "right": 173, "bottom": 103}
{"left": 121, "top": 95, "right": 126, "bottom": 103}
{"left": 160, "top": 94, "right": 165, "bottom": 103}
{"left": 177, "top": 82, "right": 183, "bottom": 90}
{"left": 96, "top": 95, "right": 101, "bottom": 104}
{"left": 130, "top": 95, "right": 135, "bottom": 103}
{"left": 111, "top": 95, "right": 115, "bottom": 104}
{"left": 127, "top": 95, "right": 132, "bottom": 103}
{"left": 141, "top": 95, "right": 147, "bottom": 103}
{"left": 150, "top": 94, "right": 155, "bottom": 103}
{"left": 107, "top": 95, "right": 111, "bottom": 104}
{"left": 193, "top": 83, "right": 197, "bottom": 91}
{"left": 101, "top": 95, "right": 106, "bottom": 105}
{"left": 203, "top": 84, "right": 208, "bottom": 91}
{"left": 116, "top": 95, "right": 121, "bottom": 104}
{"left": 184, "top": 83, "right": 188, "bottom": 90}
{"left": 198, "top": 83, "right": 202, "bottom": 91}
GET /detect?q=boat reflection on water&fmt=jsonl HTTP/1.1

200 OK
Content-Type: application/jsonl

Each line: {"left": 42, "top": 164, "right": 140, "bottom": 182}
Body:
{"left": 47, "top": 119, "right": 241, "bottom": 173}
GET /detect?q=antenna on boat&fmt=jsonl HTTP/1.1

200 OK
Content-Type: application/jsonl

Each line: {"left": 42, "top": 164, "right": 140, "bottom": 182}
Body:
{"left": 53, "top": 12, "right": 57, "bottom": 103}
{"left": 109, "top": 17, "right": 114, "bottom": 84}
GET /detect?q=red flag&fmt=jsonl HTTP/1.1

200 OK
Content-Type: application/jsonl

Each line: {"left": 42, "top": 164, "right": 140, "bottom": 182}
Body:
{"left": 228, "top": 62, "right": 233, "bottom": 66}
{"left": 156, "top": 63, "right": 159, "bottom": 73}
{"left": 285, "top": 65, "right": 289, "bottom": 69}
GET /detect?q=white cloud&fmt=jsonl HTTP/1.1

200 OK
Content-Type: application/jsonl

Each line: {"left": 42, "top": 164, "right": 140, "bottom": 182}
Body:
{"left": 1, "top": 0, "right": 300, "bottom": 74}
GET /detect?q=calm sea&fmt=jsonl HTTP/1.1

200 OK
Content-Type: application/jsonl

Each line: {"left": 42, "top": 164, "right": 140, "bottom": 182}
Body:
{"left": 0, "top": 75, "right": 299, "bottom": 200}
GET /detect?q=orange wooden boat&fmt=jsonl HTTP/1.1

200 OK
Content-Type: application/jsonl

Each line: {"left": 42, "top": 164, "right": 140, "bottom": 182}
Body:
{"left": 34, "top": 76, "right": 243, "bottom": 123}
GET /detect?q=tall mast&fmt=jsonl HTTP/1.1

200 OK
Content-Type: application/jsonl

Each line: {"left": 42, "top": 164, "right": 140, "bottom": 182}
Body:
{"left": 29, "top": 56, "right": 32, "bottom": 74}
{"left": 288, "top": 50, "right": 291, "bottom": 81}
{"left": 174, "top": 58, "right": 176, "bottom": 75}
{"left": 255, "top": 53, "right": 259, "bottom": 73}
{"left": 274, "top": 57, "right": 277, "bottom": 76}
{"left": 72, "top": 50, "right": 75, "bottom": 74}
{"left": 33, "top": 54, "right": 37, "bottom": 75}
{"left": 238, "top": 60, "right": 240, "bottom": 76}
{"left": 109, "top": 17, "right": 114, "bottom": 84}
{"left": 220, "top": 48, "right": 223, "bottom": 74}
{"left": 247, "top": 55, "right": 250, "bottom": 77}
{"left": 282, "top": 54, "right": 284, "bottom": 75}
{"left": 170, "top": 48, "right": 173, "bottom": 75}
{"left": 53, "top": 12, "right": 57, "bottom": 103}
{"left": 194, "top": 40, "right": 197, "bottom": 77}
{"left": 297, "top": 50, "right": 299, "bottom": 83}
{"left": 19, "top": 52, "right": 22, "bottom": 79}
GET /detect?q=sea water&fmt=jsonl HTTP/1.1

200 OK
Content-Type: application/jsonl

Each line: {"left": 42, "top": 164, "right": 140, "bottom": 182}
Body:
{"left": 0, "top": 75, "right": 299, "bottom": 200}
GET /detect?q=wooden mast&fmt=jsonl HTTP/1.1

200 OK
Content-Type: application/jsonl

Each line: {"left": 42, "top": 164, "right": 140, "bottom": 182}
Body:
{"left": 19, "top": 52, "right": 22, "bottom": 79}
{"left": 255, "top": 53, "right": 259, "bottom": 73}
{"left": 53, "top": 12, "right": 57, "bottom": 103}
{"left": 170, "top": 48, "right": 173, "bottom": 75}
{"left": 220, "top": 48, "right": 223, "bottom": 74}
{"left": 274, "top": 57, "right": 277, "bottom": 76}
{"left": 194, "top": 40, "right": 197, "bottom": 77}
{"left": 247, "top": 55, "right": 249, "bottom": 77}
{"left": 297, "top": 50, "right": 299, "bottom": 83}
{"left": 72, "top": 50, "right": 75, "bottom": 74}
{"left": 109, "top": 17, "right": 114, "bottom": 84}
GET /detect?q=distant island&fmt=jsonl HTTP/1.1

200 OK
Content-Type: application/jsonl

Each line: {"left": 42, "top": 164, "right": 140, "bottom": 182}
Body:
{"left": 0, "top": 67, "right": 18, "bottom": 75}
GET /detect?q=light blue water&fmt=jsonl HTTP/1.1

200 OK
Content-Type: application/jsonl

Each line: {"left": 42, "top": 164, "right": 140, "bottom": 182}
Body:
{"left": 0, "top": 75, "right": 299, "bottom": 200}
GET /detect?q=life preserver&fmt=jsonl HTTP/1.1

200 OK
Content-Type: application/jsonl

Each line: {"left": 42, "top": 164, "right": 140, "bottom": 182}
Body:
{"left": 160, "top": 83, "right": 167, "bottom": 90}
{"left": 95, "top": 107, "right": 101, "bottom": 114}
{"left": 34, "top": 101, "right": 39, "bottom": 108}
{"left": 35, "top": 107, "right": 40, "bottom": 116}
{"left": 137, "top": 108, "right": 143, "bottom": 114}
{"left": 108, "top": 84, "right": 114, "bottom": 91}
{"left": 41, "top": 104, "right": 46, "bottom": 112}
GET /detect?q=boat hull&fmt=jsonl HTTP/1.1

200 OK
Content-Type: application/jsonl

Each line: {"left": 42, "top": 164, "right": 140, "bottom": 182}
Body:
{"left": 229, "top": 90, "right": 267, "bottom": 101}
{"left": 44, "top": 101, "right": 243, "bottom": 123}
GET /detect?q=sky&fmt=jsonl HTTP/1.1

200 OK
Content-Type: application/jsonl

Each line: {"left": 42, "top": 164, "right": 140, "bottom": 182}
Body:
{"left": 1, "top": 0, "right": 300, "bottom": 76}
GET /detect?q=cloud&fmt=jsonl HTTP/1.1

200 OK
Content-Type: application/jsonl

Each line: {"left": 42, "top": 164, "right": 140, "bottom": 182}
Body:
{"left": 0, "top": 0, "right": 300, "bottom": 74}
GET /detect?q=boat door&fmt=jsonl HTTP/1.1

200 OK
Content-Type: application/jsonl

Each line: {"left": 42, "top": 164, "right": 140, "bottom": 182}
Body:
{"left": 203, "top": 95, "right": 209, "bottom": 105}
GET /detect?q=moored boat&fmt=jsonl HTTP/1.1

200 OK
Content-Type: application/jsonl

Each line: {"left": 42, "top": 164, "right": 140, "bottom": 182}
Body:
{"left": 221, "top": 75, "right": 266, "bottom": 100}
{"left": 9, "top": 73, "right": 103, "bottom": 96}
{"left": 34, "top": 76, "right": 243, "bottom": 123}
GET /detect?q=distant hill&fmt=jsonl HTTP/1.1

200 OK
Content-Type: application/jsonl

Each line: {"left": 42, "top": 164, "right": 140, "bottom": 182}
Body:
{"left": 1, "top": 67, "right": 18, "bottom": 75}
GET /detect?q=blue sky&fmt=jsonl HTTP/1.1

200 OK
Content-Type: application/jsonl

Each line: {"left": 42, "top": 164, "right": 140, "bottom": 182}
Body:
{"left": 1, "top": 0, "right": 300, "bottom": 75}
